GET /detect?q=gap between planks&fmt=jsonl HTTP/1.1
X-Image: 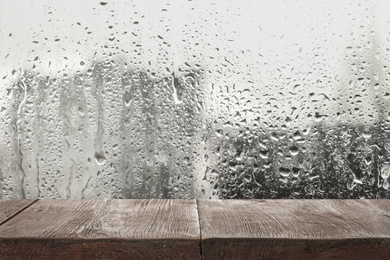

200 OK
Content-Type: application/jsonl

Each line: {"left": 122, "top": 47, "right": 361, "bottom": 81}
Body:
{"left": 195, "top": 199, "right": 204, "bottom": 260}
{"left": 0, "top": 199, "right": 38, "bottom": 227}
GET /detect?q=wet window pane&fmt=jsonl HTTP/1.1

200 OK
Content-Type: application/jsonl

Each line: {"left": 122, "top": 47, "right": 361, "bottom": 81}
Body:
{"left": 1, "top": 0, "right": 390, "bottom": 198}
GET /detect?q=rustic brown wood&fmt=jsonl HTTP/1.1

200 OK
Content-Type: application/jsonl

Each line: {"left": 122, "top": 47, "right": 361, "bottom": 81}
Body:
{"left": 0, "top": 200, "right": 36, "bottom": 225}
{"left": 198, "top": 200, "right": 390, "bottom": 260}
{"left": 0, "top": 199, "right": 201, "bottom": 260}
{"left": 3, "top": 199, "right": 390, "bottom": 259}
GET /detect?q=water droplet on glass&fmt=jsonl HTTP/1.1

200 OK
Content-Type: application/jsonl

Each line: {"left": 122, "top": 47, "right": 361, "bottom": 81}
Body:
{"left": 94, "top": 152, "right": 107, "bottom": 166}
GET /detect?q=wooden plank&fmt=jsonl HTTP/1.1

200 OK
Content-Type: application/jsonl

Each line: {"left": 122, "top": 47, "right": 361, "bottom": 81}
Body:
{"left": 198, "top": 200, "right": 390, "bottom": 260}
{"left": 0, "top": 199, "right": 201, "bottom": 260}
{"left": 0, "top": 200, "right": 36, "bottom": 225}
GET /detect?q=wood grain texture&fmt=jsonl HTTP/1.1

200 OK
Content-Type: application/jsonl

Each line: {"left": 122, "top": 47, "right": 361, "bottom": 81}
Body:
{"left": 0, "top": 199, "right": 201, "bottom": 260}
{"left": 3, "top": 199, "right": 390, "bottom": 259}
{"left": 202, "top": 238, "right": 390, "bottom": 260}
{"left": 198, "top": 200, "right": 390, "bottom": 260}
{"left": 0, "top": 200, "right": 36, "bottom": 225}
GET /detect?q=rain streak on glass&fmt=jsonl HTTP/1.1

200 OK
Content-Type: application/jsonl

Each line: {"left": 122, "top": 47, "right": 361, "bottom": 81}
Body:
{"left": 0, "top": 0, "right": 390, "bottom": 199}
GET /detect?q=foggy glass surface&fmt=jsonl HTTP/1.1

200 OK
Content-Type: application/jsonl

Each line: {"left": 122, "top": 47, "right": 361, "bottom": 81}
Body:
{"left": 1, "top": 0, "right": 390, "bottom": 198}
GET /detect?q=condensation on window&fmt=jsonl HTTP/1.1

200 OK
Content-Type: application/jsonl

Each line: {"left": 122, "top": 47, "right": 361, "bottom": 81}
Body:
{"left": 1, "top": 0, "right": 390, "bottom": 198}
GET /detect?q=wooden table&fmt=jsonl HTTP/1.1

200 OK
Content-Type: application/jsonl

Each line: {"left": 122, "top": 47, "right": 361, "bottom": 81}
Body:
{"left": 1, "top": 200, "right": 390, "bottom": 259}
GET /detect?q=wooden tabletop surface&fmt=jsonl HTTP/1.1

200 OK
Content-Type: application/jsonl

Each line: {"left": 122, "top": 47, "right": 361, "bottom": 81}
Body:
{"left": 198, "top": 200, "right": 390, "bottom": 260}
{"left": 1, "top": 199, "right": 390, "bottom": 259}
{"left": 0, "top": 200, "right": 36, "bottom": 226}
